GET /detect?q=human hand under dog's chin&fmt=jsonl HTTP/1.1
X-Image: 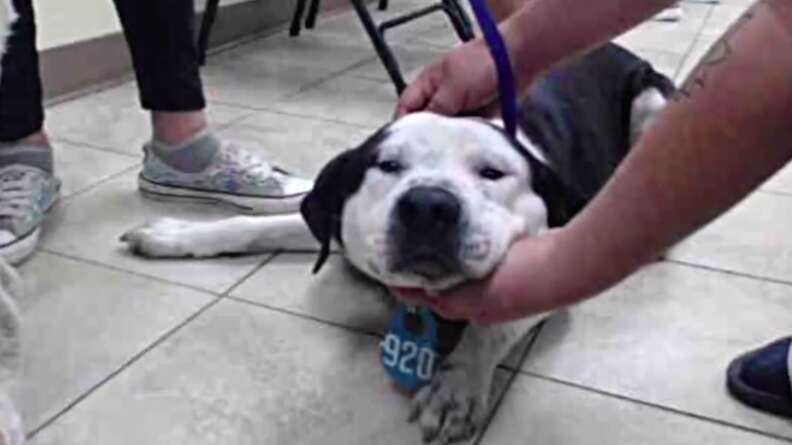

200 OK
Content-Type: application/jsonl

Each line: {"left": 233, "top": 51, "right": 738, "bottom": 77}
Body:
{"left": 390, "top": 229, "right": 571, "bottom": 324}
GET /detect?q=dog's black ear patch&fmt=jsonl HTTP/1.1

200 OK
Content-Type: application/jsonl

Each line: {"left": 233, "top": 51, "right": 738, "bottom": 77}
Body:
{"left": 525, "top": 156, "right": 587, "bottom": 227}
{"left": 300, "top": 127, "right": 388, "bottom": 273}
{"left": 483, "top": 121, "right": 585, "bottom": 227}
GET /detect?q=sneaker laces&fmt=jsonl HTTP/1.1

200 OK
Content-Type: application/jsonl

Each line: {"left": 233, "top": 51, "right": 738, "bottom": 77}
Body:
{"left": 0, "top": 169, "right": 37, "bottom": 220}
{"left": 221, "top": 144, "right": 284, "bottom": 184}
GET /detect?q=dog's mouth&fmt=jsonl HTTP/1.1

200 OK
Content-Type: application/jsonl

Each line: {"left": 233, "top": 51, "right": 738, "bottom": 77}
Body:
{"left": 390, "top": 249, "right": 461, "bottom": 282}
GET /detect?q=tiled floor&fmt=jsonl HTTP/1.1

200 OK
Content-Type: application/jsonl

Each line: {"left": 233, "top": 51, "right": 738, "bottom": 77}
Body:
{"left": 15, "top": 0, "right": 792, "bottom": 443}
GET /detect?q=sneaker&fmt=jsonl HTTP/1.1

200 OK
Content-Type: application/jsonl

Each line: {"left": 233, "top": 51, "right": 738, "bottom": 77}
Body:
{"left": 727, "top": 337, "right": 792, "bottom": 418}
{"left": 0, "top": 165, "right": 61, "bottom": 265}
{"left": 138, "top": 138, "right": 313, "bottom": 214}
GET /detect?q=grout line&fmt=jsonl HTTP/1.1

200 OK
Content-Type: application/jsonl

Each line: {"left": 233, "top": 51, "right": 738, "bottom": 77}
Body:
{"left": 53, "top": 137, "right": 138, "bottom": 158}
{"left": 663, "top": 258, "right": 792, "bottom": 288}
{"left": 26, "top": 295, "right": 224, "bottom": 440}
{"left": 474, "top": 320, "right": 547, "bottom": 445}
{"left": 757, "top": 189, "right": 792, "bottom": 199}
{"left": 270, "top": 55, "right": 393, "bottom": 104}
{"left": 211, "top": 101, "right": 378, "bottom": 131}
{"left": 58, "top": 165, "right": 140, "bottom": 203}
{"left": 51, "top": 99, "right": 258, "bottom": 158}
{"left": 202, "top": 56, "right": 379, "bottom": 120}
{"left": 26, "top": 251, "right": 280, "bottom": 439}
{"left": 212, "top": 108, "right": 261, "bottom": 134}
{"left": 218, "top": 251, "right": 281, "bottom": 296}
{"left": 37, "top": 249, "right": 248, "bottom": 296}
{"left": 54, "top": 138, "right": 140, "bottom": 159}
{"left": 56, "top": 164, "right": 141, "bottom": 205}
{"left": 513, "top": 371, "right": 792, "bottom": 444}
{"left": 225, "top": 294, "right": 385, "bottom": 339}
{"left": 673, "top": 2, "right": 719, "bottom": 80}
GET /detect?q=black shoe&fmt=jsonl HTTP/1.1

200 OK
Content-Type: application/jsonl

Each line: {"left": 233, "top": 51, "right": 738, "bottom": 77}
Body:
{"left": 727, "top": 337, "right": 792, "bottom": 418}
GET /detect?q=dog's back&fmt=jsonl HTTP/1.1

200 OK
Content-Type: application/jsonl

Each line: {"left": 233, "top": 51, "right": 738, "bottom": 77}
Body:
{"left": 519, "top": 43, "right": 674, "bottom": 223}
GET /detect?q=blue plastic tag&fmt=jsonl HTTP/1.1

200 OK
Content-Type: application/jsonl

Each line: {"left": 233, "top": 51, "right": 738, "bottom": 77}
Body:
{"left": 381, "top": 305, "right": 440, "bottom": 394}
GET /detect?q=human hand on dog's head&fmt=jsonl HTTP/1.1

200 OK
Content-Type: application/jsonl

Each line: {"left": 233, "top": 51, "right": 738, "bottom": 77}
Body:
{"left": 390, "top": 229, "right": 574, "bottom": 324}
{"left": 396, "top": 39, "right": 499, "bottom": 118}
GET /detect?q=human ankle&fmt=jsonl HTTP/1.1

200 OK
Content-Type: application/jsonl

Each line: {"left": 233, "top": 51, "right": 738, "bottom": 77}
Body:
{"left": 14, "top": 131, "right": 51, "bottom": 148}
{"left": 151, "top": 111, "right": 209, "bottom": 147}
{"left": 148, "top": 132, "right": 219, "bottom": 173}
{"left": 0, "top": 131, "right": 54, "bottom": 172}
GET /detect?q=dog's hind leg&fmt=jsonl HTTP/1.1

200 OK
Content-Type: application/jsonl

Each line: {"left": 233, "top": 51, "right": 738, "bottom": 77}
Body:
{"left": 629, "top": 87, "right": 670, "bottom": 146}
{"left": 121, "top": 214, "right": 321, "bottom": 258}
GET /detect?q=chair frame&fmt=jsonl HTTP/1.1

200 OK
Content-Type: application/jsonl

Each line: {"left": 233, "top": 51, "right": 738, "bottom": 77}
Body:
{"left": 197, "top": 0, "right": 474, "bottom": 94}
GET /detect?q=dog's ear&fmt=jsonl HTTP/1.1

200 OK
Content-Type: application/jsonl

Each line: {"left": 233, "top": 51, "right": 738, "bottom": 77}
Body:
{"left": 300, "top": 128, "right": 388, "bottom": 273}
{"left": 485, "top": 121, "right": 586, "bottom": 227}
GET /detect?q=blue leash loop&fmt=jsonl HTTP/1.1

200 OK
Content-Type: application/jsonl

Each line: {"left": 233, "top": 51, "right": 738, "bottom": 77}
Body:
{"left": 467, "top": 0, "right": 519, "bottom": 137}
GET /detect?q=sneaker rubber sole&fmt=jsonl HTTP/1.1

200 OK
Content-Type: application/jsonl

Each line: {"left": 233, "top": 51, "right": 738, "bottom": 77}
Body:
{"left": 0, "top": 228, "right": 40, "bottom": 266}
{"left": 0, "top": 188, "right": 59, "bottom": 266}
{"left": 138, "top": 175, "right": 307, "bottom": 215}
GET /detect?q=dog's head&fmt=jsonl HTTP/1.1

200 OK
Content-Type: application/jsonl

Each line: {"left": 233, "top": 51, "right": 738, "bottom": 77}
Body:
{"left": 301, "top": 112, "right": 565, "bottom": 291}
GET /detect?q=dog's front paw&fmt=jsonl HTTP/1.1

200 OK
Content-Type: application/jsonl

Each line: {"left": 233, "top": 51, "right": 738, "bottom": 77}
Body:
{"left": 409, "top": 361, "right": 489, "bottom": 444}
{"left": 120, "top": 218, "right": 202, "bottom": 258}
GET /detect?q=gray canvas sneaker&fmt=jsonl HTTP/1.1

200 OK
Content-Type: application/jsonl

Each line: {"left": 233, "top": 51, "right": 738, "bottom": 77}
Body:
{"left": 138, "top": 137, "right": 313, "bottom": 214}
{"left": 0, "top": 165, "right": 61, "bottom": 265}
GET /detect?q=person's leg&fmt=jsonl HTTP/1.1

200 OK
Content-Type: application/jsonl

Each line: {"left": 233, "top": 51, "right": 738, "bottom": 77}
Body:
{"left": 112, "top": 0, "right": 312, "bottom": 214}
{"left": 0, "top": 0, "right": 61, "bottom": 265}
{"left": 727, "top": 337, "right": 792, "bottom": 418}
{"left": 0, "top": 0, "right": 45, "bottom": 145}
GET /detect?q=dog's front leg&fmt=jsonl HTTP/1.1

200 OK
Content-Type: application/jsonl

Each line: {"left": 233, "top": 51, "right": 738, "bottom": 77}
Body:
{"left": 121, "top": 214, "right": 321, "bottom": 258}
{"left": 410, "top": 314, "right": 547, "bottom": 444}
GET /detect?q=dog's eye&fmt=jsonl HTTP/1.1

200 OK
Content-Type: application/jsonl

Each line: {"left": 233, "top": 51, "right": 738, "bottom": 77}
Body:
{"left": 378, "top": 160, "right": 403, "bottom": 174}
{"left": 479, "top": 166, "right": 506, "bottom": 181}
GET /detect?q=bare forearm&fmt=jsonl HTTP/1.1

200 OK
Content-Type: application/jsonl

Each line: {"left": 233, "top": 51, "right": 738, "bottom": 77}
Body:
{"left": 502, "top": 0, "right": 675, "bottom": 89}
{"left": 542, "top": 0, "right": 792, "bottom": 304}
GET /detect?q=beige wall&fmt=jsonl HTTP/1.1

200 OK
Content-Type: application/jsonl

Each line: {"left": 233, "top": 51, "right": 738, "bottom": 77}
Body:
{"left": 35, "top": 0, "right": 249, "bottom": 50}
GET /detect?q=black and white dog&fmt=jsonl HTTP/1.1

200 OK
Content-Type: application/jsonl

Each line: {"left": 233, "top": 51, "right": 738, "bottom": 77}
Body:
{"left": 122, "top": 43, "right": 674, "bottom": 443}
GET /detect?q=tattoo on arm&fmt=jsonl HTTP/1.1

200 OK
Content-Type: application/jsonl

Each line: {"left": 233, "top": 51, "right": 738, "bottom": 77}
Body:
{"left": 673, "top": 1, "right": 764, "bottom": 101}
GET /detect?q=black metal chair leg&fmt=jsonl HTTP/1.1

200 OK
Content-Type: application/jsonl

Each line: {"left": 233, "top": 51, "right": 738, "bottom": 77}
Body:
{"left": 378, "top": 0, "right": 389, "bottom": 11}
{"left": 305, "top": 0, "right": 321, "bottom": 29}
{"left": 349, "top": 0, "right": 406, "bottom": 94}
{"left": 442, "top": 0, "right": 475, "bottom": 41}
{"left": 197, "top": 0, "right": 221, "bottom": 65}
{"left": 290, "top": 0, "right": 309, "bottom": 36}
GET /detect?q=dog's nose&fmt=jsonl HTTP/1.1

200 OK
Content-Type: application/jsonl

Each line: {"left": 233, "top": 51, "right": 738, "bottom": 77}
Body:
{"left": 396, "top": 186, "right": 461, "bottom": 233}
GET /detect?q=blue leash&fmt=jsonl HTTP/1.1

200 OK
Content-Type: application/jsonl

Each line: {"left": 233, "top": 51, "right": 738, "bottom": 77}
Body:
{"left": 382, "top": 1, "right": 520, "bottom": 395}
{"left": 468, "top": 0, "right": 519, "bottom": 137}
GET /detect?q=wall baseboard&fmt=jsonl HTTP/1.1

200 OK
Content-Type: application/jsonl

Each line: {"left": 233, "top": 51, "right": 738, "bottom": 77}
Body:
{"left": 41, "top": 0, "right": 351, "bottom": 102}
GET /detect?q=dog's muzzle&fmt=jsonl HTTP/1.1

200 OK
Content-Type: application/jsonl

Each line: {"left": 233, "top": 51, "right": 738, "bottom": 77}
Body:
{"left": 389, "top": 186, "right": 463, "bottom": 280}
